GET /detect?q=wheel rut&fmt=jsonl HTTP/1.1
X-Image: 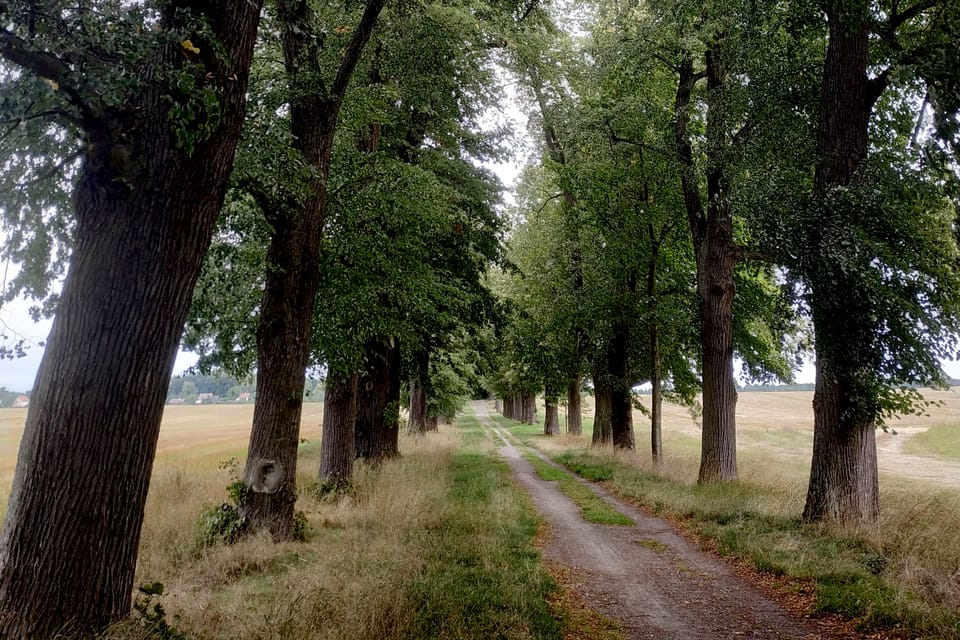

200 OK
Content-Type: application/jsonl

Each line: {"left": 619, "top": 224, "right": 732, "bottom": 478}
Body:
{"left": 473, "top": 401, "right": 836, "bottom": 640}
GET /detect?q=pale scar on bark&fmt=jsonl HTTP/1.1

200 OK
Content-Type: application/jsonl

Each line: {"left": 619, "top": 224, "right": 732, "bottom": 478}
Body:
{"left": 247, "top": 459, "right": 285, "bottom": 493}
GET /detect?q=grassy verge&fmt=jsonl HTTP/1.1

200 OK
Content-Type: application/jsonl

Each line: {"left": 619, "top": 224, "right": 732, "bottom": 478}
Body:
{"left": 103, "top": 418, "right": 567, "bottom": 640}
{"left": 552, "top": 448, "right": 960, "bottom": 639}
{"left": 406, "top": 450, "right": 560, "bottom": 639}
{"left": 905, "top": 422, "right": 960, "bottom": 459}
{"left": 523, "top": 453, "right": 632, "bottom": 526}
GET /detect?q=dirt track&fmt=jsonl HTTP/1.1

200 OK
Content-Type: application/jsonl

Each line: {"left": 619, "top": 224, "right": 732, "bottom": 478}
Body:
{"left": 473, "top": 401, "right": 837, "bottom": 640}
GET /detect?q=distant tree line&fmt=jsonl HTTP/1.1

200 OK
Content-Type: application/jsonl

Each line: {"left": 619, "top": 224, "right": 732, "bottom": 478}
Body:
{"left": 165, "top": 374, "right": 326, "bottom": 404}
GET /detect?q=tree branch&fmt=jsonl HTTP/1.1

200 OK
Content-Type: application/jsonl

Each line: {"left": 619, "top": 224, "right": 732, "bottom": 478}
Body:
{"left": 0, "top": 28, "right": 68, "bottom": 83}
{"left": 886, "top": 0, "right": 938, "bottom": 32}
{"left": 866, "top": 67, "right": 892, "bottom": 110}
{"left": 0, "top": 28, "right": 96, "bottom": 123}
{"left": 330, "top": 0, "right": 387, "bottom": 101}
{"left": 516, "top": 0, "right": 540, "bottom": 23}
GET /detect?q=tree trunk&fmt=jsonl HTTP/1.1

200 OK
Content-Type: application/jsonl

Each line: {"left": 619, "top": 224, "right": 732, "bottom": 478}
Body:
{"left": 803, "top": 355, "right": 879, "bottom": 522}
{"left": 0, "top": 3, "right": 262, "bottom": 635}
{"left": 648, "top": 233, "right": 664, "bottom": 467}
{"left": 695, "top": 215, "right": 738, "bottom": 481}
{"left": 319, "top": 372, "right": 358, "bottom": 485}
{"left": 674, "top": 50, "right": 740, "bottom": 483}
{"left": 239, "top": 0, "right": 386, "bottom": 537}
{"left": 408, "top": 378, "right": 427, "bottom": 434}
{"left": 592, "top": 373, "right": 613, "bottom": 446}
{"left": 544, "top": 394, "right": 560, "bottom": 436}
{"left": 355, "top": 339, "right": 401, "bottom": 462}
{"left": 609, "top": 336, "right": 635, "bottom": 450}
{"left": 495, "top": 398, "right": 503, "bottom": 414}
{"left": 522, "top": 393, "right": 537, "bottom": 424}
{"left": 803, "top": 8, "right": 882, "bottom": 523}
{"left": 567, "top": 377, "right": 583, "bottom": 436}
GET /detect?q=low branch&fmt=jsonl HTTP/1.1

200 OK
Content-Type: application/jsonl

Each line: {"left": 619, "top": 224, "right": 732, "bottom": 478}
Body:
{"left": 866, "top": 67, "right": 892, "bottom": 110}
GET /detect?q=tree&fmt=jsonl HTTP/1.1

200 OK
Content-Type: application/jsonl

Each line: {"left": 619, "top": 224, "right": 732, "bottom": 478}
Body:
{"left": 0, "top": 0, "right": 262, "bottom": 634}
{"left": 795, "top": 0, "right": 960, "bottom": 523}
{"left": 239, "top": 0, "right": 386, "bottom": 540}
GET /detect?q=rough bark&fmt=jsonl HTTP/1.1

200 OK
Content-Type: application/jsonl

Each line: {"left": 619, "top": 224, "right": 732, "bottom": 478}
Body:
{"left": 355, "top": 339, "right": 401, "bottom": 462}
{"left": 522, "top": 393, "right": 537, "bottom": 424}
{"left": 0, "top": 3, "right": 261, "bottom": 636}
{"left": 567, "top": 377, "right": 583, "bottom": 436}
{"left": 408, "top": 378, "right": 427, "bottom": 434}
{"left": 675, "top": 51, "right": 740, "bottom": 483}
{"left": 592, "top": 373, "right": 613, "bottom": 447}
{"left": 544, "top": 394, "right": 560, "bottom": 436}
{"left": 802, "top": 8, "right": 882, "bottom": 523}
{"left": 240, "top": 0, "right": 386, "bottom": 538}
{"left": 803, "top": 353, "right": 880, "bottom": 522}
{"left": 319, "top": 372, "right": 359, "bottom": 485}
{"left": 608, "top": 333, "right": 635, "bottom": 450}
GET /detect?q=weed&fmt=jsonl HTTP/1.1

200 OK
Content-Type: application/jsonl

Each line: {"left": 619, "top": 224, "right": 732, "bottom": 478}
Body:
{"left": 130, "top": 583, "right": 186, "bottom": 640}
{"left": 634, "top": 538, "right": 668, "bottom": 552}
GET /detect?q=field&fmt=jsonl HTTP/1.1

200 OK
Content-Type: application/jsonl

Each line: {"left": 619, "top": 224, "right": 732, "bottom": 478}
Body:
{"left": 0, "top": 390, "right": 958, "bottom": 638}
{"left": 0, "top": 404, "right": 327, "bottom": 509}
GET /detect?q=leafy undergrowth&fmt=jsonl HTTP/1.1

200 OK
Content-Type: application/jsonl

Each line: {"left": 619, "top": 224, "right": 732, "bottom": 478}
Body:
{"left": 523, "top": 453, "right": 633, "bottom": 526}
{"left": 551, "top": 448, "right": 960, "bottom": 640}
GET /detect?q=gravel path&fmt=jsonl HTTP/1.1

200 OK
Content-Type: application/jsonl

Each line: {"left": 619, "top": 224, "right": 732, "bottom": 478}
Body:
{"left": 473, "top": 401, "right": 831, "bottom": 640}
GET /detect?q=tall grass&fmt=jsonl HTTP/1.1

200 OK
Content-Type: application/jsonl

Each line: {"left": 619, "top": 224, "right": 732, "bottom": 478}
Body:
{"left": 104, "top": 420, "right": 564, "bottom": 640}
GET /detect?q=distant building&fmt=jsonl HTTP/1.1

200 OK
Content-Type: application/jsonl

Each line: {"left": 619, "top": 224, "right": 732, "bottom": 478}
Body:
{"left": 236, "top": 391, "right": 252, "bottom": 402}
{"left": 195, "top": 393, "right": 217, "bottom": 404}
{"left": 11, "top": 395, "right": 29, "bottom": 408}
{"left": 167, "top": 398, "right": 185, "bottom": 405}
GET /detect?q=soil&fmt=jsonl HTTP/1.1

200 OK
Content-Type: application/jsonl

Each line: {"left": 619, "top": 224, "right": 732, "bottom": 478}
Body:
{"left": 473, "top": 402, "right": 856, "bottom": 640}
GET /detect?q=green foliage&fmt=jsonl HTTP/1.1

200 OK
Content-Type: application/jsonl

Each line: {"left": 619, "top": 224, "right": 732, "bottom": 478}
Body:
{"left": 0, "top": 1, "right": 248, "bottom": 312}
{"left": 132, "top": 582, "right": 188, "bottom": 640}
{"left": 196, "top": 459, "right": 247, "bottom": 548}
{"left": 196, "top": 483, "right": 246, "bottom": 548}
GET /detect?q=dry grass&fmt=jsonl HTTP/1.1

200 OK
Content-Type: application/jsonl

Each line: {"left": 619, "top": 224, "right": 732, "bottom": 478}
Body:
{"left": 117, "top": 431, "right": 458, "bottom": 640}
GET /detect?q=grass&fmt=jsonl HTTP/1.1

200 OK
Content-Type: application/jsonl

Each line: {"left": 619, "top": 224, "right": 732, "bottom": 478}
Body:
{"left": 905, "top": 421, "right": 960, "bottom": 459}
{"left": 523, "top": 453, "right": 633, "bottom": 526}
{"left": 86, "top": 409, "right": 591, "bottom": 640}
{"left": 549, "top": 447, "right": 960, "bottom": 639}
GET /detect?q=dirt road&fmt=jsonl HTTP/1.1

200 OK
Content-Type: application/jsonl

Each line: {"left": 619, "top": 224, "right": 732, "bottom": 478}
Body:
{"left": 473, "top": 401, "right": 831, "bottom": 640}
